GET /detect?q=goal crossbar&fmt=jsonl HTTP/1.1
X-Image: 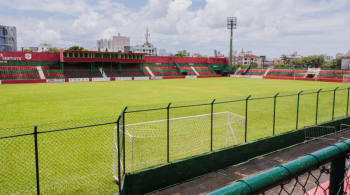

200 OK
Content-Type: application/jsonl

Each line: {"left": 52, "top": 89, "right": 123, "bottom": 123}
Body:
{"left": 113, "top": 111, "right": 245, "bottom": 175}
{"left": 343, "top": 75, "right": 350, "bottom": 83}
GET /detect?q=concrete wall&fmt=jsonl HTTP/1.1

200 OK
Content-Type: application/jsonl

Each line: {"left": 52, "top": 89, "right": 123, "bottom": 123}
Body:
{"left": 341, "top": 58, "right": 350, "bottom": 69}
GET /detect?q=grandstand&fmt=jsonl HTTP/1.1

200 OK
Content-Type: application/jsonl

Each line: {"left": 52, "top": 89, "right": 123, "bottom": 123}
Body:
{"left": 0, "top": 66, "right": 41, "bottom": 80}
{"left": 0, "top": 51, "right": 221, "bottom": 82}
{"left": 1, "top": 51, "right": 350, "bottom": 84}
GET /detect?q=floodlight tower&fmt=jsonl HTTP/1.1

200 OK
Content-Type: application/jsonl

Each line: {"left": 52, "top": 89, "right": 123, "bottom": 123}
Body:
{"left": 227, "top": 17, "right": 237, "bottom": 73}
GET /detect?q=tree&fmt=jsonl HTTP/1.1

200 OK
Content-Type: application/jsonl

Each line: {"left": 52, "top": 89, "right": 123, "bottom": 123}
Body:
{"left": 291, "top": 59, "right": 303, "bottom": 66}
{"left": 332, "top": 57, "right": 343, "bottom": 69}
{"left": 251, "top": 62, "right": 258, "bottom": 68}
{"left": 23, "top": 49, "right": 33, "bottom": 52}
{"left": 44, "top": 48, "right": 59, "bottom": 53}
{"left": 174, "top": 52, "right": 186, "bottom": 57}
{"left": 301, "top": 55, "right": 325, "bottom": 68}
{"left": 281, "top": 55, "right": 289, "bottom": 65}
{"left": 68, "top": 46, "right": 87, "bottom": 51}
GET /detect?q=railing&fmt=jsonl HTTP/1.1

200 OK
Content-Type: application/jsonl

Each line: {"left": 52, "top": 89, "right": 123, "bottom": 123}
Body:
{"left": 47, "top": 57, "right": 59, "bottom": 68}
{"left": 243, "top": 63, "right": 251, "bottom": 75}
{"left": 173, "top": 61, "right": 182, "bottom": 74}
{"left": 208, "top": 139, "right": 350, "bottom": 195}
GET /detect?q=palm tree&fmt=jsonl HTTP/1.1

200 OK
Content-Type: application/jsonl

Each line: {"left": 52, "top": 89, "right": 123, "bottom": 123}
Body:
{"left": 282, "top": 56, "right": 289, "bottom": 65}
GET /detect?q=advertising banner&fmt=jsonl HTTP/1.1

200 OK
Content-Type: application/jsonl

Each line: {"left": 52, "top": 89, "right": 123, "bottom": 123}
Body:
{"left": 69, "top": 78, "right": 89, "bottom": 82}
{"left": 92, "top": 78, "right": 111, "bottom": 82}
{"left": 115, "top": 77, "right": 132, "bottom": 81}
{"left": 185, "top": 75, "right": 197, "bottom": 79}
{"left": 46, "top": 79, "right": 65, "bottom": 83}
{"left": 230, "top": 75, "right": 263, "bottom": 79}
{"left": 134, "top": 77, "right": 150, "bottom": 80}
{"left": 151, "top": 76, "right": 163, "bottom": 80}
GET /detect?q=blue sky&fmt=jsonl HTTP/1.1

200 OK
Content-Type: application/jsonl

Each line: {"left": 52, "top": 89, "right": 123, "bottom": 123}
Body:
{"left": 1, "top": 0, "right": 349, "bottom": 58}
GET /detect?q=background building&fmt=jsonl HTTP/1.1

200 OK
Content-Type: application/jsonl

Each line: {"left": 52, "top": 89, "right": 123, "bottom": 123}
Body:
{"left": 112, "top": 33, "right": 130, "bottom": 52}
{"left": 322, "top": 54, "right": 334, "bottom": 61}
{"left": 38, "top": 43, "right": 53, "bottom": 52}
{"left": 341, "top": 56, "right": 350, "bottom": 69}
{"left": 97, "top": 39, "right": 112, "bottom": 52}
{"left": 133, "top": 44, "right": 157, "bottom": 56}
{"left": 346, "top": 50, "right": 350, "bottom": 56}
{"left": 159, "top": 49, "right": 172, "bottom": 56}
{"left": 178, "top": 50, "right": 190, "bottom": 57}
{"left": 0, "top": 25, "right": 17, "bottom": 51}
{"left": 18, "top": 46, "right": 38, "bottom": 52}
{"left": 132, "top": 28, "right": 157, "bottom": 56}
{"left": 237, "top": 54, "right": 263, "bottom": 66}
{"left": 336, "top": 53, "right": 344, "bottom": 58}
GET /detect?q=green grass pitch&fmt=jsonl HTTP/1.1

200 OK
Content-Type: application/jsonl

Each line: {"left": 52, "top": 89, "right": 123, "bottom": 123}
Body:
{"left": 1, "top": 77, "right": 350, "bottom": 194}
{"left": 0, "top": 77, "right": 348, "bottom": 127}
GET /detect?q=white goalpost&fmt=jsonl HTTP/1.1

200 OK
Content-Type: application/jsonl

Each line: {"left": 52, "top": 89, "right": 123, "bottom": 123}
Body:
{"left": 113, "top": 111, "right": 245, "bottom": 176}
{"left": 343, "top": 75, "right": 350, "bottom": 83}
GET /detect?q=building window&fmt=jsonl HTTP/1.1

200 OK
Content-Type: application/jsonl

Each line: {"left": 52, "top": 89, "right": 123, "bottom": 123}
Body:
{"left": 244, "top": 58, "right": 247, "bottom": 60}
{"left": 244, "top": 62, "right": 247, "bottom": 64}
{"left": 0, "top": 37, "right": 4, "bottom": 44}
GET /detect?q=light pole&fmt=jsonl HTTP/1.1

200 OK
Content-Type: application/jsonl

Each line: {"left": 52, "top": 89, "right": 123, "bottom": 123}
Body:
{"left": 227, "top": 17, "right": 237, "bottom": 73}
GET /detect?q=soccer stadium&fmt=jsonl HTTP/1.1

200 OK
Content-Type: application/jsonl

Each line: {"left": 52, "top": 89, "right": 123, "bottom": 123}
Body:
{"left": 1, "top": 49, "right": 350, "bottom": 194}
{"left": 2, "top": 0, "right": 350, "bottom": 194}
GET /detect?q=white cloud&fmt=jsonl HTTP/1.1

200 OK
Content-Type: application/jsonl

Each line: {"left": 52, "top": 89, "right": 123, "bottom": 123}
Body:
{"left": 2, "top": 0, "right": 350, "bottom": 57}
{"left": 19, "top": 22, "right": 76, "bottom": 46}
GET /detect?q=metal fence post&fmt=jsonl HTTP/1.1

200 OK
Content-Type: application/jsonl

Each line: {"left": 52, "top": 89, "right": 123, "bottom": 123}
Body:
{"left": 315, "top": 89, "right": 322, "bottom": 125}
{"left": 122, "top": 107, "right": 128, "bottom": 175}
{"left": 245, "top": 95, "right": 251, "bottom": 143}
{"left": 116, "top": 119, "right": 121, "bottom": 193}
{"left": 329, "top": 154, "right": 346, "bottom": 195}
{"left": 332, "top": 87, "right": 339, "bottom": 120}
{"left": 347, "top": 87, "right": 350, "bottom": 116}
{"left": 273, "top": 93, "right": 279, "bottom": 136}
{"left": 34, "top": 125, "right": 40, "bottom": 195}
{"left": 167, "top": 102, "right": 171, "bottom": 163}
{"left": 296, "top": 91, "right": 303, "bottom": 130}
{"left": 211, "top": 99, "right": 216, "bottom": 151}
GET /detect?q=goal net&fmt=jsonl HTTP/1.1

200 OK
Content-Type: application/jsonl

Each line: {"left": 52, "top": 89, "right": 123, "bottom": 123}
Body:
{"left": 113, "top": 111, "right": 245, "bottom": 175}
{"left": 343, "top": 75, "right": 350, "bottom": 83}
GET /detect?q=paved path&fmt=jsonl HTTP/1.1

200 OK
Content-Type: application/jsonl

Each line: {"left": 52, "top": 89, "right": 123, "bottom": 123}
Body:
{"left": 151, "top": 135, "right": 344, "bottom": 195}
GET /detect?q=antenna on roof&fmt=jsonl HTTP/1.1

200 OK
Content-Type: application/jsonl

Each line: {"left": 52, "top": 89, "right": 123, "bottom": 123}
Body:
{"left": 145, "top": 27, "right": 150, "bottom": 44}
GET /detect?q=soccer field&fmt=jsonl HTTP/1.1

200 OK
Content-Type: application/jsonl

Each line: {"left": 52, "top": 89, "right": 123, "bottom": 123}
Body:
{"left": 1, "top": 77, "right": 350, "bottom": 195}
{"left": 0, "top": 77, "right": 349, "bottom": 128}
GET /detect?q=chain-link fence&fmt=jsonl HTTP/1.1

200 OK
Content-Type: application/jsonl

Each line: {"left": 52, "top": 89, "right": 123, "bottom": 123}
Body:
{"left": 1, "top": 116, "right": 119, "bottom": 195}
{"left": 2, "top": 86, "right": 350, "bottom": 194}
{"left": 116, "top": 87, "right": 350, "bottom": 176}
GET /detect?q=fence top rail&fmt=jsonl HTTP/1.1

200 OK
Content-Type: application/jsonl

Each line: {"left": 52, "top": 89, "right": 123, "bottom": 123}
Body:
{"left": 207, "top": 139, "right": 350, "bottom": 195}
{"left": 0, "top": 115, "right": 119, "bottom": 138}
{"left": 125, "top": 86, "right": 344, "bottom": 113}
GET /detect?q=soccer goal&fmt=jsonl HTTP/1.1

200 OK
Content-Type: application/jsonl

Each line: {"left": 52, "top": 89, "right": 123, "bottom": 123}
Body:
{"left": 343, "top": 75, "right": 350, "bottom": 83}
{"left": 113, "top": 111, "right": 245, "bottom": 175}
